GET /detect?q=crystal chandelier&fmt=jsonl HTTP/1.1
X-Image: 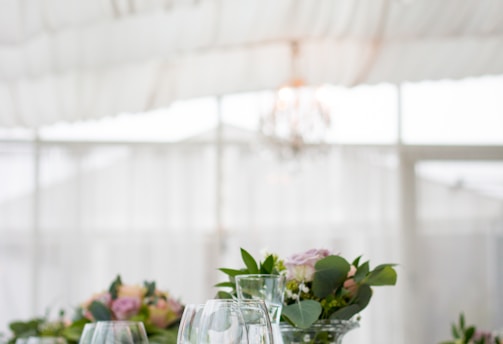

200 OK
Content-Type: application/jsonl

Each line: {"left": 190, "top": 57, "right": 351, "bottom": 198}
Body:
{"left": 259, "top": 41, "right": 332, "bottom": 158}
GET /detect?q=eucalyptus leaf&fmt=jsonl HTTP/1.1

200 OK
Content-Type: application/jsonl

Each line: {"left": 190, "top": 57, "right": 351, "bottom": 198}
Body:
{"left": 281, "top": 300, "right": 322, "bottom": 329}
{"left": 354, "top": 261, "right": 369, "bottom": 283}
{"left": 354, "top": 284, "right": 372, "bottom": 310}
{"left": 330, "top": 304, "right": 361, "bottom": 320}
{"left": 241, "top": 248, "right": 259, "bottom": 274}
{"left": 312, "top": 256, "right": 350, "bottom": 298}
{"left": 363, "top": 265, "right": 397, "bottom": 286}
{"left": 88, "top": 301, "right": 112, "bottom": 321}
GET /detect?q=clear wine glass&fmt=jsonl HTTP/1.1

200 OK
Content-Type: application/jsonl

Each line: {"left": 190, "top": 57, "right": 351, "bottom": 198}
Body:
{"left": 238, "top": 299, "right": 274, "bottom": 344}
{"left": 197, "top": 299, "right": 247, "bottom": 344}
{"left": 78, "top": 323, "right": 97, "bottom": 344}
{"left": 177, "top": 304, "right": 205, "bottom": 344}
{"left": 89, "top": 321, "right": 148, "bottom": 344}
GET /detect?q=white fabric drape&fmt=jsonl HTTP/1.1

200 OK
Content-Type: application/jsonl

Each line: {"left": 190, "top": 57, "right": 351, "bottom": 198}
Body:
{"left": 1, "top": 0, "right": 503, "bottom": 126}
{"left": 0, "top": 136, "right": 502, "bottom": 344}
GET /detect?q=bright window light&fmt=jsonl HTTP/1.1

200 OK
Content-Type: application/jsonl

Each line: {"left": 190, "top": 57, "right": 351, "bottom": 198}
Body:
{"left": 38, "top": 97, "right": 218, "bottom": 142}
{"left": 402, "top": 75, "right": 503, "bottom": 144}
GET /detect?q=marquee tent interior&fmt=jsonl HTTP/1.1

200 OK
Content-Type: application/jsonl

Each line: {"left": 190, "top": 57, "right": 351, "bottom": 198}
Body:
{"left": 1, "top": 1, "right": 503, "bottom": 344}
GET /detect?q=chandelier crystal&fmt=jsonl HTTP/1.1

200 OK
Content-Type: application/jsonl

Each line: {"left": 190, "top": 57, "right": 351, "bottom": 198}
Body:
{"left": 259, "top": 42, "right": 333, "bottom": 158}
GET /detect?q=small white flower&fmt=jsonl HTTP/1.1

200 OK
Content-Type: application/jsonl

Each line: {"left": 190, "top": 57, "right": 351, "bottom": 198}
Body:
{"left": 301, "top": 284, "right": 310, "bottom": 293}
{"left": 291, "top": 294, "right": 299, "bottom": 300}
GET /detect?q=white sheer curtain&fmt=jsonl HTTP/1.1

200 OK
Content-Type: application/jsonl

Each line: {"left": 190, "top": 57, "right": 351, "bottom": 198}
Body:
{"left": 1, "top": 134, "right": 502, "bottom": 343}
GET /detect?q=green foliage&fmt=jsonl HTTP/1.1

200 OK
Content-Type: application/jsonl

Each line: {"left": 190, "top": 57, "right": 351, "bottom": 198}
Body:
{"left": 7, "top": 311, "right": 77, "bottom": 344}
{"left": 217, "top": 247, "right": 398, "bottom": 330}
{"left": 108, "top": 275, "right": 122, "bottom": 299}
{"left": 88, "top": 301, "right": 112, "bottom": 321}
{"left": 282, "top": 300, "right": 322, "bottom": 329}
{"left": 312, "top": 256, "right": 350, "bottom": 298}
{"left": 215, "top": 248, "right": 282, "bottom": 297}
{"left": 439, "top": 313, "right": 502, "bottom": 344}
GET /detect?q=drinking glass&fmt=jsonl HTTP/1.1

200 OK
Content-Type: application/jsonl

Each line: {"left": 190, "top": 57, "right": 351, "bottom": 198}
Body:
{"left": 79, "top": 323, "right": 97, "bottom": 344}
{"left": 238, "top": 299, "right": 274, "bottom": 344}
{"left": 177, "top": 304, "right": 205, "bottom": 344}
{"left": 197, "top": 299, "right": 247, "bottom": 344}
{"left": 89, "top": 321, "right": 148, "bottom": 344}
{"left": 235, "top": 274, "right": 286, "bottom": 325}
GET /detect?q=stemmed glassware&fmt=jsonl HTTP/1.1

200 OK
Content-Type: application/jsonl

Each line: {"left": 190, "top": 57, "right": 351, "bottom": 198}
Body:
{"left": 197, "top": 299, "right": 247, "bottom": 344}
{"left": 78, "top": 323, "right": 97, "bottom": 344}
{"left": 177, "top": 304, "right": 205, "bottom": 344}
{"left": 237, "top": 299, "right": 274, "bottom": 344}
{"left": 89, "top": 321, "right": 148, "bottom": 344}
{"left": 195, "top": 299, "right": 274, "bottom": 344}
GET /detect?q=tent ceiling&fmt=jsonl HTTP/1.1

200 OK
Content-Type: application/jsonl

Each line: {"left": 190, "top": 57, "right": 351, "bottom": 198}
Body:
{"left": 1, "top": 0, "right": 503, "bottom": 127}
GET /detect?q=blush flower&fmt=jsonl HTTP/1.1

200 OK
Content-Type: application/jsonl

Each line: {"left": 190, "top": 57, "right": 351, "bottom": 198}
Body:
{"left": 284, "top": 248, "right": 331, "bottom": 282}
{"left": 343, "top": 265, "right": 358, "bottom": 295}
{"left": 111, "top": 296, "right": 141, "bottom": 320}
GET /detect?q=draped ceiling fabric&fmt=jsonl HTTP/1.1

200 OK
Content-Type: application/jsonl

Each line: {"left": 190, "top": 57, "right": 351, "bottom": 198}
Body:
{"left": 1, "top": 0, "right": 503, "bottom": 127}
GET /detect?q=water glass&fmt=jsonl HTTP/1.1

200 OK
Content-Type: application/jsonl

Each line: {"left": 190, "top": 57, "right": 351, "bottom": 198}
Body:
{"left": 90, "top": 321, "right": 148, "bottom": 344}
{"left": 235, "top": 274, "right": 286, "bottom": 324}
{"left": 177, "top": 304, "right": 205, "bottom": 344}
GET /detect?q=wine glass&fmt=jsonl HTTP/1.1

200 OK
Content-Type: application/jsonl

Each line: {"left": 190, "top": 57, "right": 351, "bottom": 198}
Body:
{"left": 89, "top": 321, "right": 148, "bottom": 344}
{"left": 78, "top": 323, "right": 97, "bottom": 344}
{"left": 177, "top": 304, "right": 205, "bottom": 344}
{"left": 197, "top": 299, "right": 247, "bottom": 344}
{"left": 238, "top": 299, "right": 274, "bottom": 344}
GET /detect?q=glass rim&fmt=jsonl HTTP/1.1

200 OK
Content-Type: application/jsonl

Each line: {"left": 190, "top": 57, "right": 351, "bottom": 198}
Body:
{"left": 94, "top": 320, "right": 146, "bottom": 327}
{"left": 235, "top": 274, "right": 285, "bottom": 280}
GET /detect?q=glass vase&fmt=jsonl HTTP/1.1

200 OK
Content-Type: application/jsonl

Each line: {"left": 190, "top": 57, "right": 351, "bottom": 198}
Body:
{"left": 280, "top": 319, "right": 359, "bottom": 344}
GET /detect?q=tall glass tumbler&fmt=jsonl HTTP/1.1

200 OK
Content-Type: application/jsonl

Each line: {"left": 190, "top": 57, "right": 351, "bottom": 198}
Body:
{"left": 235, "top": 274, "right": 285, "bottom": 325}
{"left": 235, "top": 274, "right": 286, "bottom": 344}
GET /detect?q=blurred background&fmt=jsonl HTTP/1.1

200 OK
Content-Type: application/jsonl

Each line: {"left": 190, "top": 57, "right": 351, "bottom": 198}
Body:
{"left": 0, "top": 1, "right": 502, "bottom": 343}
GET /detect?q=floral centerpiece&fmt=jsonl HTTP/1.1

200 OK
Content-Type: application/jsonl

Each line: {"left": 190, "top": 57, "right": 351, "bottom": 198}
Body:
{"left": 217, "top": 248, "right": 397, "bottom": 343}
{"left": 440, "top": 313, "right": 502, "bottom": 344}
{"left": 7, "top": 276, "right": 183, "bottom": 344}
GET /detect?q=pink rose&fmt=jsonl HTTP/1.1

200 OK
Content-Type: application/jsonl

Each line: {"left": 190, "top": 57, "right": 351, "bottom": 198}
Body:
{"left": 284, "top": 249, "right": 332, "bottom": 282}
{"left": 343, "top": 265, "right": 358, "bottom": 295}
{"left": 147, "top": 296, "right": 184, "bottom": 328}
{"left": 111, "top": 296, "right": 141, "bottom": 320}
{"left": 166, "top": 297, "right": 183, "bottom": 315}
